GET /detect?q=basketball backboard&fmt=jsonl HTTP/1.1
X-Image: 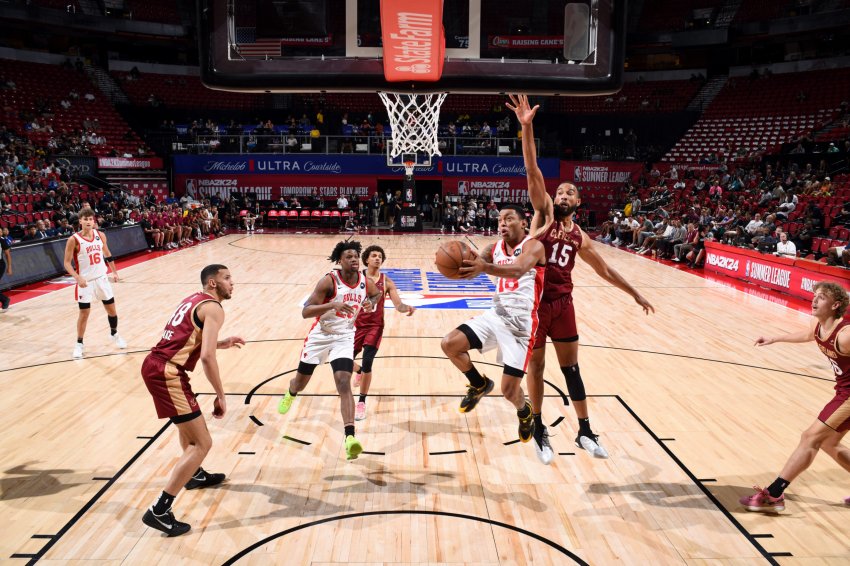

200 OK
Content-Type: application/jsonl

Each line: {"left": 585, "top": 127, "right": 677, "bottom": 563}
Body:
{"left": 199, "top": 0, "right": 626, "bottom": 95}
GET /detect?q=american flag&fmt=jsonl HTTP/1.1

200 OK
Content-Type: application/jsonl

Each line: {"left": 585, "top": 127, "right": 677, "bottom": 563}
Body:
{"left": 235, "top": 27, "right": 281, "bottom": 57}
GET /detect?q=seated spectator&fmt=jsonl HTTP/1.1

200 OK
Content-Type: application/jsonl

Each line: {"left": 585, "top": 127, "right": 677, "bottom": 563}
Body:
{"left": 774, "top": 231, "right": 797, "bottom": 258}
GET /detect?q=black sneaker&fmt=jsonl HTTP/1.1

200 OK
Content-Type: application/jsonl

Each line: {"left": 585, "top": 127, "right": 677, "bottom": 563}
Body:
{"left": 533, "top": 424, "right": 554, "bottom": 465}
{"left": 458, "top": 377, "right": 494, "bottom": 413}
{"left": 517, "top": 402, "right": 535, "bottom": 443}
{"left": 142, "top": 508, "right": 191, "bottom": 537}
{"left": 184, "top": 468, "right": 226, "bottom": 490}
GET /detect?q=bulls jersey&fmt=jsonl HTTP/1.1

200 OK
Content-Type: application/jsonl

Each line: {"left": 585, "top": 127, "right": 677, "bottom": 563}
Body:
{"left": 317, "top": 270, "right": 368, "bottom": 334}
{"left": 73, "top": 230, "right": 108, "bottom": 281}
{"left": 148, "top": 292, "right": 219, "bottom": 372}
{"left": 535, "top": 219, "right": 583, "bottom": 301}
{"left": 492, "top": 236, "right": 545, "bottom": 313}
{"left": 815, "top": 319, "right": 850, "bottom": 389}
{"left": 356, "top": 271, "right": 385, "bottom": 327}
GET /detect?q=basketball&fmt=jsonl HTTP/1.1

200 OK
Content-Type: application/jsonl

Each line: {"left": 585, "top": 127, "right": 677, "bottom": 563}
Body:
{"left": 435, "top": 240, "right": 477, "bottom": 279}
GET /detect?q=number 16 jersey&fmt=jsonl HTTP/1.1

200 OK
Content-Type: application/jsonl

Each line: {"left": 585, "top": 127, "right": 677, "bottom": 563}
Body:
{"left": 535, "top": 219, "right": 583, "bottom": 301}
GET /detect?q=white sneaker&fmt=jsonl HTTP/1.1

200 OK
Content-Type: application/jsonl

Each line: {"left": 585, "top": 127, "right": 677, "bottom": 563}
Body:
{"left": 354, "top": 401, "right": 366, "bottom": 421}
{"left": 111, "top": 333, "right": 127, "bottom": 348}
{"left": 533, "top": 425, "right": 554, "bottom": 465}
{"left": 73, "top": 342, "right": 84, "bottom": 358}
{"left": 576, "top": 434, "right": 609, "bottom": 459}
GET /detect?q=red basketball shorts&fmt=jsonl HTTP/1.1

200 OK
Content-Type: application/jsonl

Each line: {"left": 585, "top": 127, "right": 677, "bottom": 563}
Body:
{"left": 354, "top": 324, "right": 384, "bottom": 355}
{"left": 819, "top": 387, "right": 850, "bottom": 432}
{"left": 141, "top": 355, "right": 200, "bottom": 419}
{"left": 534, "top": 294, "right": 578, "bottom": 349}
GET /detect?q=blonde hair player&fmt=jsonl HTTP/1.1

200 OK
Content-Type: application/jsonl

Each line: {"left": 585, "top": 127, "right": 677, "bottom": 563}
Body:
{"left": 740, "top": 281, "right": 850, "bottom": 512}
{"left": 501, "top": 94, "right": 654, "bottom": 464}
{"left": 63, "top": 207, "right": 125, "bottom": 358}
{"left": 140, "top": 264, "right": 245, "bottom": 536}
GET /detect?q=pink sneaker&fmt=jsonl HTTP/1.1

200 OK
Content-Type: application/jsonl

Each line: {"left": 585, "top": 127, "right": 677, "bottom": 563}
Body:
{"left": 353, "top": 372, "right": 362, "bottom": 387}
{"left": 739, "top": 487, "right": 785, "bottom": 513}
{"left": 843, "top": 496, "right": 850, "bottom": 506}
{"left": 354, "top": 401, "right": 366, "bottom": 421}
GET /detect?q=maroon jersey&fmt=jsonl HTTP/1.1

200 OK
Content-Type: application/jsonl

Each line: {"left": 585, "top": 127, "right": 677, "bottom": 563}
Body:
{"left": 535, "top": 219, "right": 583, "bottom": 301}
{"left": 148, "top": 292, "right": 220, "bottom": 372}
{"left": 356, "top": 271, "right": 386, "bottom": 327}
{"left": 815, "top": 319, "right": 850, "bottom": 390}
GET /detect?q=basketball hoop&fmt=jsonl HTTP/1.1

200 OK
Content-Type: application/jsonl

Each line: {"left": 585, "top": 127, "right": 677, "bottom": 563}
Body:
{"left": 379, "top": 91, "right": 448, "bottom": 159}
{"left": 403, "top": 161, "right": 415, "bottom": 178}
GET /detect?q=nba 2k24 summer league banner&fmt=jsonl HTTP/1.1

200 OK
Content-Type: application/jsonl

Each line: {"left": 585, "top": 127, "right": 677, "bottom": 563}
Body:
{"left": 173, "top": 155, "right": 560, "bottom": 179}
{"left": 177, "top": 174, "right": 377, "bottom": 201}
{"left": 704, "top": 242, "right": 850, "bottom": 300}
{"left": 563, "top": 161, "right": 644, "bottom": 188}
{"left": 444, "top": 177, "right": 560, "bottom": 201}
{"left": 98, "top": 157, "right": 164, "bottom": 170}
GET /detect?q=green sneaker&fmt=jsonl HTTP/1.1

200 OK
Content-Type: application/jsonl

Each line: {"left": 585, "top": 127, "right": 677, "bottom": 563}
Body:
{"left": 345, "top": 435, "right": 363, "bottom": 460}
{"left": 278, "top": 391, "right": 295, "bottom": 414}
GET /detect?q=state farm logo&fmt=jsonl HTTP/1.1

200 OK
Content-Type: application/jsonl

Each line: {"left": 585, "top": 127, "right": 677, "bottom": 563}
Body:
{"left": 491, "top": 36, "right": 509, "bottom": 47}
{"left": 706, "top": 253, "right": 739, "bottom": 272}
{"left": 395, "top": 64, "right": 431, "bottom": 74}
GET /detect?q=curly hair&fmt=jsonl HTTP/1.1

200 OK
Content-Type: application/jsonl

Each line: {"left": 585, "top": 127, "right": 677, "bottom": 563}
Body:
{"left": 329, "top": 240, "right": 362, "bottom": 263}
{"left": 361, "top": 244, "right": 386, "bottom": 264}
{"left": 814, "top": 281, "right": 850, "bottom": 318}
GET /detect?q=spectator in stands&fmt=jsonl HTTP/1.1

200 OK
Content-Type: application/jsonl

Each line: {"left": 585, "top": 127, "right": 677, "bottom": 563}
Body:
{"left": 20, "top": 224, "right": 40, "bottom": 241}
{"left": 672, "top": 222, "right": 699, "bottom": 263}
{"left": 656, "top": 218, "right": 687, "bottom": 259}
{"left": 487, "top": 203, "right": 499, "bottom": 234}
{"left": 638, "top": 218, "right": 674, "bottom": 256}
{"left": 337, "top": 195, "right": 349, "bottom": 210}
{"left": 84, "top": 93, "right": 95, "bottom": 102}
{"left": 826, "top": 241, "right": 850, "bottom": 267}
{"left": 774, "top": 231, "right": 797, "bottom": 258}
{"left": 0, "top": 226, "right": 11, "bottom": 310}
{"left": 613, "top": 215, "right": 639, "bottom": 247}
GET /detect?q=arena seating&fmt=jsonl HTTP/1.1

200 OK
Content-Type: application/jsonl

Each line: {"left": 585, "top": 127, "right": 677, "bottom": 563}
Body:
{"left": 663, "top": 68, "right": 850, "bottom": 162}
{"left": 0, "top": 58, "right": 146, "bottom": 157}
{"left": 113, "top": 71, "right": 270, "bottom": 110}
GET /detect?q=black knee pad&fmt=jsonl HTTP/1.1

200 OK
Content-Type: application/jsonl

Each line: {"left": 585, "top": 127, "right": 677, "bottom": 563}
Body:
{"left": 561, "top": 364, "right": 586, "bottom": 401}
{"left": 102, "top": 297, "right": 115, "bottom": 305}
{"left": 360, "top": 345, "right": 378, "bottom": 373}
{"left": 330, "top": 358, "right": 354, "bottom": 373}
{"left": 297, "top": 361, "right": 317, "bottom": 375}
{"left": 78, "top": 302, "right": 91, "bottom": 310}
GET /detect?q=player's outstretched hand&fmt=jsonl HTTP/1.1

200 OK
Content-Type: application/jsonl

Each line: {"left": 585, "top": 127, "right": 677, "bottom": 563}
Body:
{"left": 459, "top": 257, "right": 486, "bottom": 279}
{"left": 111, "top": 273, "right": 120, "bottom": 282}
{"left": 506, "top": 94, "right": 539, "bottom": 126}
{"left": 635, "top": 294, "right": 655, "bottom": 315}
{"left": 754, "top": 336, "right": 774, "bottom": 347}
{"left": 219, "top": 336, "right": 245, "bottom": 349}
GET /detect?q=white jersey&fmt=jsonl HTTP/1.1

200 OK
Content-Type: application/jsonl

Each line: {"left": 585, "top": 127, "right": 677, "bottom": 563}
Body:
{"left": 491, "top": 236, "right": 545, "bottom": 314}
{"left": 315, "top": 270, "right": 367, "bottom": 334}
{"left": 73, "top": 230, "right": 108, "bottom": 281}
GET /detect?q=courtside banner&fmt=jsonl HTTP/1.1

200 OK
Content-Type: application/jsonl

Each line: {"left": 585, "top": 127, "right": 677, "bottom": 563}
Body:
{"left": 704, "top": 242, "right": 850, "bottom": 300}
{"left": 444, "top": 177, "right": 560, "bottom": 200}
{"left": 98, "top": 157, "right": 163, "bottom": 169}
{"left": 563, "top": 161, "right": 643, "bottom": 187}
{"left": 174, "top": 155, "right": 560, "bottom": 178}
{"left": 381, "top": 0, "right": 444, "bottom": 82}
{"left": 175, "top": 174, "right": 377, "bottom": 200}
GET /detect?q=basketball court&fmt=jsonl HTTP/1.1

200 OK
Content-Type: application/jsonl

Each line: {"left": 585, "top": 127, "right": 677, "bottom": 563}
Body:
{"left": 2, "top": 0, "right": 849, "bottom": 564}
{"left": 2, "top": 233, "right": 848, "bottom": 564}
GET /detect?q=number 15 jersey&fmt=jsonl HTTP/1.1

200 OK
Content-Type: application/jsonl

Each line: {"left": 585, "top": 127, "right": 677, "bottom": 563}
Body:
{"left": 535, "top": 219, "right": 583, "bottom": 301}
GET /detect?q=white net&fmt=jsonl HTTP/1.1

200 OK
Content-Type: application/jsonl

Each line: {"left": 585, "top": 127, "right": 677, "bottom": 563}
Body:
{"left": 378, "top": 91, "right": 448, "bottom": 159}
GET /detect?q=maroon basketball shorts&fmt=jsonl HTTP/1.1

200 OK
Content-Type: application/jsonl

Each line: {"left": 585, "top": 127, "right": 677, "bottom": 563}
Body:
{"left": 534, "top": 294, "right": 578, "bottom": 349}
{"left": 354, "top": 324, "right": 384, "bottom": 355}
{"left": 141, "top": 355, "right": 201, "bottom": 421}
{"left": 819, "top": 387, "right": 850, "bottom": 432}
